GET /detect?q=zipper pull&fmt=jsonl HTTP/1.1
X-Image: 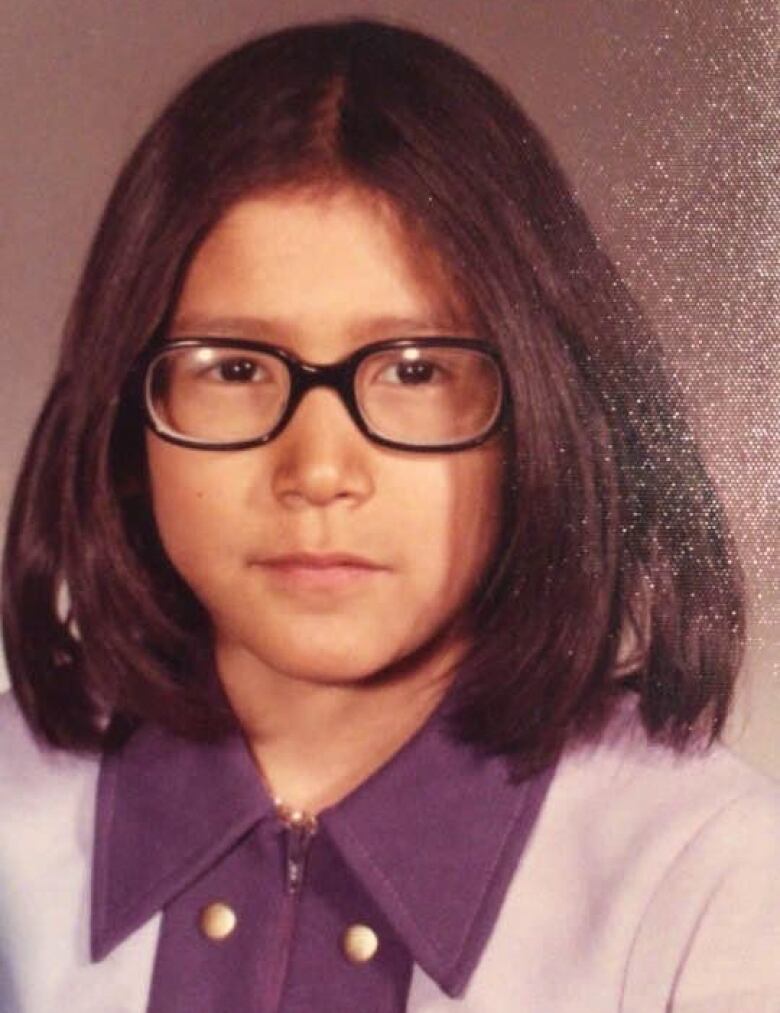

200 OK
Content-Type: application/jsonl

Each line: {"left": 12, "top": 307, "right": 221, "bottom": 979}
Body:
{"left": 276, "top": 802, "right": 318, "bottom": 895}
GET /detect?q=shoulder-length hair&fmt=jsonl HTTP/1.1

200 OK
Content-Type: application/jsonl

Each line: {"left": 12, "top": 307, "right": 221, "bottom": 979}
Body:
{"left": 2, "top": 18, "right": 744, "bottom": 768}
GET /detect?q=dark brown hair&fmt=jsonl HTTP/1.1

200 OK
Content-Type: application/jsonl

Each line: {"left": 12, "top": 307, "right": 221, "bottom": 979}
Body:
{"left": 2, "top": 19, "right": 744, "bottom": 769}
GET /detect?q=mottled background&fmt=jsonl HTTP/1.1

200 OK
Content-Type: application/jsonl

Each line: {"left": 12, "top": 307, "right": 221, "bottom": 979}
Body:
{"left": 1, "top": 1, "right": 777, "bottom": 773}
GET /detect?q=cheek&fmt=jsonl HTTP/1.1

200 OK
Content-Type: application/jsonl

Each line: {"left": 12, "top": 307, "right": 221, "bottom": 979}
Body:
{"left": 145, "top": 439, "right": 242, "bottom": 573}
{"left": 391, "top": 446, "right": 504, "bottom": 607}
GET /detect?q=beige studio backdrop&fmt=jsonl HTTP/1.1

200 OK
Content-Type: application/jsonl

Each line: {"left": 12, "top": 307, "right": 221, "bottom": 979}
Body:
{"left": 1, "top": 0, "right": 778, "bottom": 774}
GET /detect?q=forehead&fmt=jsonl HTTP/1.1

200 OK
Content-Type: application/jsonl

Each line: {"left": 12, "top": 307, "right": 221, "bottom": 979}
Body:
{"left": 172, "top": 187, "right": 470, "bottom": 351}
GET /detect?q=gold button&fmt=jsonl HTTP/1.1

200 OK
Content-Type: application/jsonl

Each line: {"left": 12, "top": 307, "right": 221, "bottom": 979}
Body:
{"left": 199, "top": 902, "right": 237, "bottom": 941}
{"left": 342, "top": 923, "right": 379, "bottom": 964}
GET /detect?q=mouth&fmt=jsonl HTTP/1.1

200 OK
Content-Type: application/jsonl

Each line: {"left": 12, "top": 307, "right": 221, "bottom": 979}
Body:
{"left": 250, "top": 552, "right": 388, "bottom": 591}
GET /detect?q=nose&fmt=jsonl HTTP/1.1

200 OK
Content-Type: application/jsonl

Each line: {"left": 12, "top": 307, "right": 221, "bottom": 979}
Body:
{"left": 269, "top": 387, "right": 374, "bottom": 509}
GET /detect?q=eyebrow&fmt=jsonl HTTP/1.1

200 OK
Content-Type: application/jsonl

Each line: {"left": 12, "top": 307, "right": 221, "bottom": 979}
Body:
{"left": 169, "top": 313, "right": 472, "bottom": 342}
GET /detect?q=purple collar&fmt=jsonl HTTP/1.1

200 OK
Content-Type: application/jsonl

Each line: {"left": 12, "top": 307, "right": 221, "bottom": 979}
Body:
{"left": 92, "top": 710, "right": 553, "bottom": 996}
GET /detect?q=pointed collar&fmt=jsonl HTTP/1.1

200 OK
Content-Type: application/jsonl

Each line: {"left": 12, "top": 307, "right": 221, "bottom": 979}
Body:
{"left": 91, "top": 725, "right": 274, "bottom": 960}
{"left": 92, "top": 710, "right": 553, "bottom": 996}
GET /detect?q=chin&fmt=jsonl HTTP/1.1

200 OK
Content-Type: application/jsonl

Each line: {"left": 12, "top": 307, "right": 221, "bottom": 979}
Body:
{"left": 247, "top": 621, "right": 463, "bottom": 691}
{"left": 214, "top": 606, "right": 465, "bottom": 692}
{"left": 223, "top": 625, "right": 398, "bottom": 685}
{"left": 272, "top": 644, "right": 402, "bottom": 686}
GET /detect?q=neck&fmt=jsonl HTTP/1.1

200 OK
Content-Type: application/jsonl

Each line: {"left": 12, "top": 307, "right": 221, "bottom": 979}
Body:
{"left": 216, "top": 637, "right": 465, "bottom": 815}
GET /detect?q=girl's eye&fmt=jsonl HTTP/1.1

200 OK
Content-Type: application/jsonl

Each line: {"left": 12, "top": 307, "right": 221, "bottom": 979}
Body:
{"left": 376, "top": 358, "right": 445, "bottom": 385}
{"left": 209, "top": 357, "right": 267, "bottom": 383}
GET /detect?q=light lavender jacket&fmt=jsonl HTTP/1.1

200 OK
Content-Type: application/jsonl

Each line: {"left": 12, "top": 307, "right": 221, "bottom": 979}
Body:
{"left": 2, "top": 692, "right": 780, "bottom": 1012}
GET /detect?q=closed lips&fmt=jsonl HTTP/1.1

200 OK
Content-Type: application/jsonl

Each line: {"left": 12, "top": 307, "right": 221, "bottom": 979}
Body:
{"left": 253, "top": 553, "right": 387, "bottom": 570}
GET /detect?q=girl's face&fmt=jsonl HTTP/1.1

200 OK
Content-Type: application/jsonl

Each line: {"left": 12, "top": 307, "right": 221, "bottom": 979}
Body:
{"left": 146, "top": 188, "right": 504, "bottom": 692}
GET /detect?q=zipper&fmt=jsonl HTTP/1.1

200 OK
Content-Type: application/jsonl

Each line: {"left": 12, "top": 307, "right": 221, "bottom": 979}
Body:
{"left": 262, "top": 803, "right": 319, "bottom": 1011}
{"left": 276, "top": 803, "right": 318, "bottom": 894}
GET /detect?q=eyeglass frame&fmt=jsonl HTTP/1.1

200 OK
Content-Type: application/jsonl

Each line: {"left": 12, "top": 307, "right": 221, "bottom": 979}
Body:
{"left": 137, "top": 335, "right": 509, "bottom": 453}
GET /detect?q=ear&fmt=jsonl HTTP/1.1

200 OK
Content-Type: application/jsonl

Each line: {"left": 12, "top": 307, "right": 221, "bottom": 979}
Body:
{"left": 614, "top": 568, "right": 651, "bottom": 677}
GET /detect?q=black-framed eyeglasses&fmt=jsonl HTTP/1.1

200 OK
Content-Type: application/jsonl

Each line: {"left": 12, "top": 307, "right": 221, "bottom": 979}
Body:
{"left": 139, "top": 336, "right": 508, "bottom": 453}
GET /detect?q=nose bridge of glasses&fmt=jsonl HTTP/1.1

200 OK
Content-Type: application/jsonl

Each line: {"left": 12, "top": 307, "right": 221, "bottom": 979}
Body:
{"left": 288, "top": 357, "right": 358, "bottom": 417}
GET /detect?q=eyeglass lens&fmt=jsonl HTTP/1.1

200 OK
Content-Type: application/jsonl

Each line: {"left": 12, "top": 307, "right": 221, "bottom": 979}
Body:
{"left": 149, "top": 346, "right": 291, "bottom": 443}
{"left": 146, "top": 343, "right": 503, "bottom": 448}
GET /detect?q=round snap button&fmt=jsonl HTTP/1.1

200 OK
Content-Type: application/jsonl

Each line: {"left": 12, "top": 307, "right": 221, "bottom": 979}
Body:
{"left": 342, "top": 923, "right": 379, "bottom": 964}
{"left": 199, "top": 902, "right": 237, "bottom": 941}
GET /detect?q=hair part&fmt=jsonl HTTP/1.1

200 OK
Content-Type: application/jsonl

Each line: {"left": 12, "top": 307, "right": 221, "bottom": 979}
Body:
{"left": 2, "top": 18, "right": 744, "bottom": 769}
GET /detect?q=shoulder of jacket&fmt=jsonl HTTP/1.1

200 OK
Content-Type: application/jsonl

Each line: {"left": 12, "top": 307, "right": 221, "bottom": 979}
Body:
{"left": 547, "top": 696, "right": 780, "bottom": 845}
{"left": 619, "top": 753, "right": 780, "bottom": 1007}
{"left": 507, "top": 695, "right": 780, "bottom": 945}
{"left": 0, "top": 695, "right": 159, "bottom": 1013}
{"left": 464, "top": 699, "right": 780, "bottom": 1009}
{"left": 0, "top": 691, "right": 99, "bottom": 838}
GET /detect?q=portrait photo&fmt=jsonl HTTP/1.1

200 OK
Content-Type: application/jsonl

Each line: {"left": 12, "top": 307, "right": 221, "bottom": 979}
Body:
{"left": 1, "top": 2, "right": 777, "bottom": 1010}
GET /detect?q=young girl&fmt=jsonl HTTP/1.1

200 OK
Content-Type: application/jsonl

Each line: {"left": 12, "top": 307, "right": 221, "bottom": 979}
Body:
{"left": 1, "top": 18, "right": 778, "bottom": 1013}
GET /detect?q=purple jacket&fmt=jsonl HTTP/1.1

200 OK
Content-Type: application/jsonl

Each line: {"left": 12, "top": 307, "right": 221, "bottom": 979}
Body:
{"left": 2, "top": 690, "right": 780, "bottom": 1011}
